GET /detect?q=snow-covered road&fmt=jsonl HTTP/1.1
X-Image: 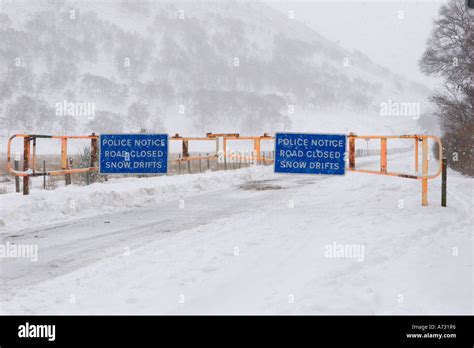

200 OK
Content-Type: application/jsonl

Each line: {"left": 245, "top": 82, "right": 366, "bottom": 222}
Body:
{"left": 0, "top": 154, "right": 472, "bottom": 314}
{"left": 0, "top": 175, "right": 323, "bottom": 292}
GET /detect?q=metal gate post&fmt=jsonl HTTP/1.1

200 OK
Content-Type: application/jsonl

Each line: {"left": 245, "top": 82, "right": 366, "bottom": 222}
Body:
{"left": 441, "top": 157, "right": 447, "bottom": 207}
{"left": 23, "top": 136, "right": 30, "bottom": 195}
{"left": 381, "top": 137, "right": 387, "bottom": 173}
{"left": 90, "top": 133, "right": 98, "bottom": 184}
{"left": 43, "top": 160, "right": 46, "bottom": 189}
{"left": 61, "top": 138, "right": 71, "bottom": 185}
{"left": 14, "top": 159, "right": 20, "bottom": 193}
{"left": 348, "top": 133, "right": 355, "bottom": 169}
{"left": 91, "top": 133, "right": 98, "bottom": 166}
{"left": 414, "top": 137, "right": 419, "bottom": 173}
{"left": 421, "top": 137, "right": 428, "bottom": 206}
{"left": 32, "top": 136, "right": 37, "bottom": 175}
{"left": 254, "top": 138, "right": 261, "bottom": 165}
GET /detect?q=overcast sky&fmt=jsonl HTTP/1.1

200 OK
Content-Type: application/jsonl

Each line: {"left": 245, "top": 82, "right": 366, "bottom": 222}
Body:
{"left": 267, "top": 0, "right": 445, "bottom": 88}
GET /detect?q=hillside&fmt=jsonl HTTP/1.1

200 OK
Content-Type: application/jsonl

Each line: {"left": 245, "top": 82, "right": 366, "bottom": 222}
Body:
{"left": 0, "top": 0, "right": 432, "bottom": 141}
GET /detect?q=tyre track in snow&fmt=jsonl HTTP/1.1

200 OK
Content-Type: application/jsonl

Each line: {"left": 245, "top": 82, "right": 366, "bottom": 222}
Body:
{"left": 0, "top": 153, "right": 419, "bottom": 295}
{"left": 1, "top": 152, "right": 470, "bottom": 314}
{"left": 0, "top": 174, "right": 324, "bottom": 294}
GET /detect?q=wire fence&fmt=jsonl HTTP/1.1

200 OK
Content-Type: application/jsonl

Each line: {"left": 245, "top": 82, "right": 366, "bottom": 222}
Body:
{"left": 0, "top": 146, "right": 412, "bottom": 195}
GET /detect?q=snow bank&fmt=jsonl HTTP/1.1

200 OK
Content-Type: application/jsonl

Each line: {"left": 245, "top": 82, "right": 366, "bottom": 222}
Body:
{"left": 0, "top": 167, "right": 274, "bottom": 232}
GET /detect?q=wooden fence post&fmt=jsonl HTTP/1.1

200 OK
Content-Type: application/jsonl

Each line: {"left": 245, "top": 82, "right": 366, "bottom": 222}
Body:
{"left": 182, "top": 140, "right": 189, "bottom": 158}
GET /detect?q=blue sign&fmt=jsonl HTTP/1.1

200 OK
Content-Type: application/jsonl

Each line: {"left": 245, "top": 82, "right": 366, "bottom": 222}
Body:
{"left": 99, "top": 134, "right": 168, "bottom": 174}
{"left": 274, "top": 133, "right": 346, "bottom": 175}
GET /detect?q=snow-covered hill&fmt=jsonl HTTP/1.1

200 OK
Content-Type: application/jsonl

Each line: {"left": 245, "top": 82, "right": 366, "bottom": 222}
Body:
{"left": 1, "top": 0, "right": 432, "bottom": 142}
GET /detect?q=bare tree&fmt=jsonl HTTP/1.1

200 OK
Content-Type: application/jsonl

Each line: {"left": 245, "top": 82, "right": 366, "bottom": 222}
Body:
{"left": 419, "top": 0, "right": 473, "bottom": 176}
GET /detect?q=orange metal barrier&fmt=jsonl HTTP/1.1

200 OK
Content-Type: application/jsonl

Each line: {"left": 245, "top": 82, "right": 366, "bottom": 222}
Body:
{"left": 170, "top": 132, "right": 275, "bottom": 163}
{"left": 6, "top": 132, "right": 445, "bottom": 205}
{"left": 347, "top": 134, "right": 443, "bottom": 206}
{"left": 223, "top": 133, "right": 274, "bottom": 163}
{"left": 7, "top": 133, "right": 99, "bottom": 194}
{"left": 170, "top": 133, "right": 220, "bottom": 160}
{"left": 7, "top": 134, "right": 98, "bottom": 177}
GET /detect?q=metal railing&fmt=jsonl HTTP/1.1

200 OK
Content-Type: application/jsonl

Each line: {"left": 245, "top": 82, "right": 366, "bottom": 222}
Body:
{"left": 6, "top": 132, "right": 446, "bottom": 206}
{"left": 7, "top": 133, "right": 99, "bottom": 194}
{"left": 347, "top": 133, "right": 444, "bottom": 206}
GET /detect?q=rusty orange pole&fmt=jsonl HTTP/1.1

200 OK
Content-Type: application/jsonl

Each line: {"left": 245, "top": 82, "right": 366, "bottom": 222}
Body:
{"left": 348, "top": 133, "right": 355, "bottom": 169}
{"left": 23, "top": 136, "right": 30, "bottom": 195}
{"left": 254, "top": 138, "right": 261, "bottom": 164}
{"left": 61, "top": 138, "right": 68, "bottom": 169}
{"left": 32, "top": 136, "right": 37, "bottom": 175}
{"left": 61, "top": 137, "right": 71, "bottom": 185}
{"left": 414, "top": 137, "right": 419, "bottom": 173}
{"left": 380, "top": 137, "right": 387, "bottom": 173}
{"left": 421, "top": 137, "right": 428, "bottom": 206}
